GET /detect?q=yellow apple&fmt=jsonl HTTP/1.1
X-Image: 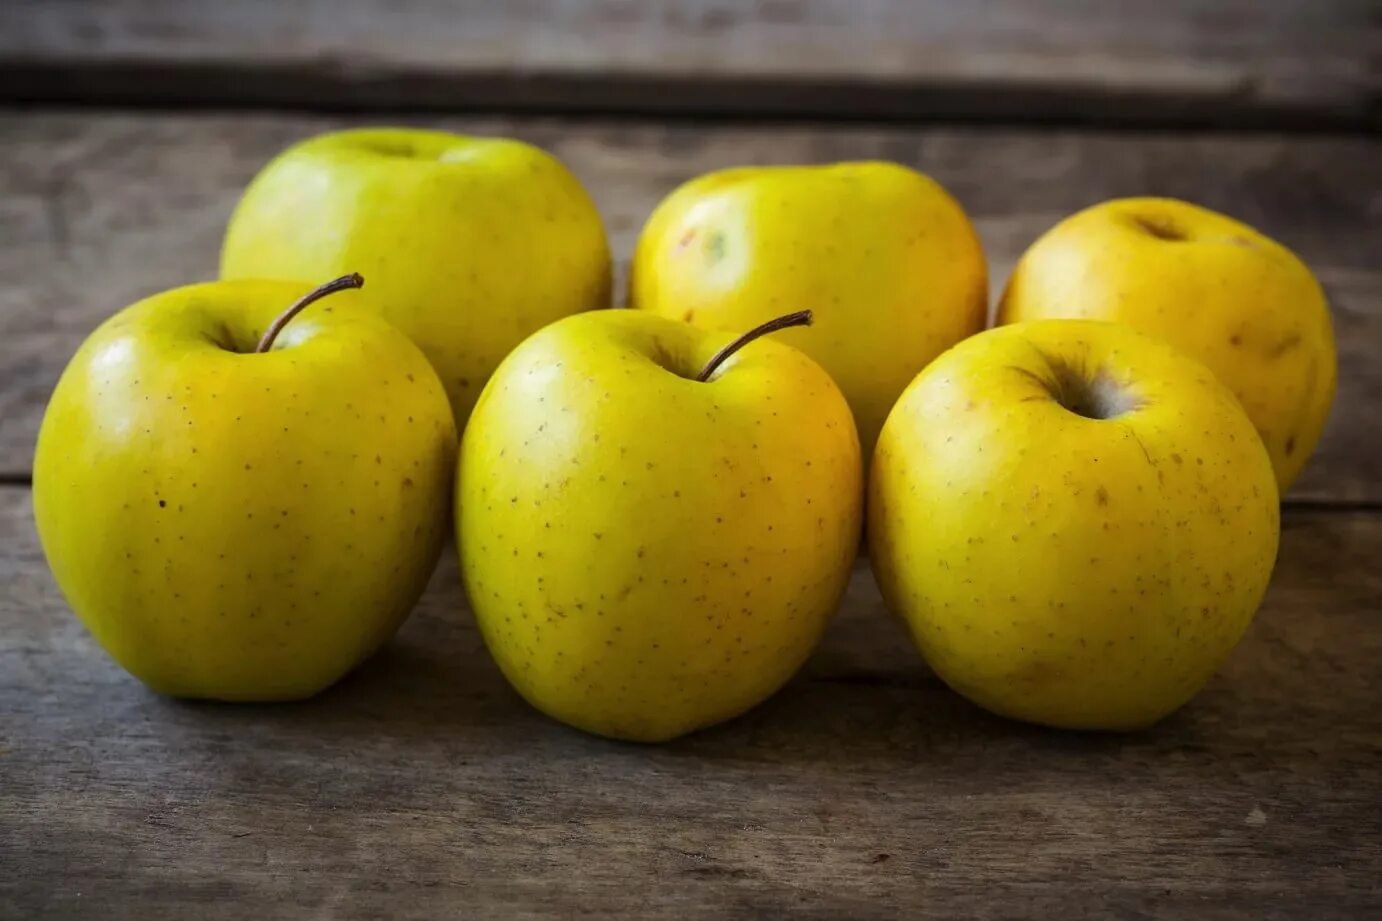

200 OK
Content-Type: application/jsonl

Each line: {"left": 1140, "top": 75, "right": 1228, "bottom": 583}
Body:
{"left": 629, "top": 161, "right": 986, "bottom": 460}
{"left": 997, "top": 196, "right": 1336, "bottom": 491}
{"left": 33, "top": 277, "right": 457, "bottom": 701}
{"left": 458, "top": 310, "right": 862, "bottom": 741}
{"left": 868, "top": 319, "right": 1279, "bottom": 730}
{"left": 220, "top": 127, "right": 612, "bottom": 426}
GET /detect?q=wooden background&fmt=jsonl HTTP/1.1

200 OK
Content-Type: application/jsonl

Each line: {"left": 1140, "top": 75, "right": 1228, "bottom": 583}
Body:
{"left": 2, "top": 2, "right": 1379, "bottom": 918}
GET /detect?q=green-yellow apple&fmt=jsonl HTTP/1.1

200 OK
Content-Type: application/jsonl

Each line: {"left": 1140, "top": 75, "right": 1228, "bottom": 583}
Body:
{"left": 998, "top": 196, "right": 1336, "bottom": 491}
{"left": 869, "top": 319, "right": 1280, "bottom": 730}
{"left": 458, "top": 309, "right": 863, "bottom": 741}
{"left": 629, "top": 161, "right": 986, "bottom": 460}
{"left": 220, "top": 127, "right": 612, "bottom": 426}
{"left": 33, "top": 276, "right": 457, "bottom": 701}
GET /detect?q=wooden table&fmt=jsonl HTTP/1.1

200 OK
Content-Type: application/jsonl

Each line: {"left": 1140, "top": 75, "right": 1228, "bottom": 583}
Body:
{"left": 3, "top": 4, "right": 1379, "bottom": 918}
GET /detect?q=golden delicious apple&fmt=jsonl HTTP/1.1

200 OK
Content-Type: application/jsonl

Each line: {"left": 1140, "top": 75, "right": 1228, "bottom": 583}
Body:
{"left": 458, "top": 310, "right": 862, "bottom": 741}
{"left": 629, "top": 162, "right": 986, "bottom": 460}
{"left": 998, "top": 196, "right": 1336, "bottom": 491}
{"left": 220, "top": 127, "right": 612, "bottom": 426}
{"left": 869, "top": 319, "right": 1280, "bottom": 729}
{"left": 34, "top": 276, "right": 457, "bottom": 701}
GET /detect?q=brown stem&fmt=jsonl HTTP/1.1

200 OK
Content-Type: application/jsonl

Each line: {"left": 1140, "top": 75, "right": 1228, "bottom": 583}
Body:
{"left": 255, "top": 273, "right": 364, "bottom": 353}
{"left": 694, "top": 310, "right": 813, "bottom": 382}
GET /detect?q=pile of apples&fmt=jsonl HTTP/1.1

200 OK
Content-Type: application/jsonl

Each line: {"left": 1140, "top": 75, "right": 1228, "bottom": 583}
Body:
{"left": 34, "top": 128, "right": 1336, "bottom": 741}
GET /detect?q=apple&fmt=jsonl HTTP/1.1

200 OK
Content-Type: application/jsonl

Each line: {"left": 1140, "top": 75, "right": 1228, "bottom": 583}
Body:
{"left": 33, "top": 276, "right": 457, "bottom": 701}
{"left": 458, "top": 309, "right": 863, "bottom": 741}
{"left": 997, "top": 196, "right": 1336, "bottom": 491}
{"left": 629, "top": 161, "right": 986, "bottom": 461}
{"left": 220, "top": 127, "right": 612, "bottom": 426}
{"left": 868, "top": 319, "right": 1280, "bottom": 730}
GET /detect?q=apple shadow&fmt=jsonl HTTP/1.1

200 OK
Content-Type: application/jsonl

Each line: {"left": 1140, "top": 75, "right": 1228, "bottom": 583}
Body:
{"left": 154, "top": 551, "right": 1308, "bottom": 779}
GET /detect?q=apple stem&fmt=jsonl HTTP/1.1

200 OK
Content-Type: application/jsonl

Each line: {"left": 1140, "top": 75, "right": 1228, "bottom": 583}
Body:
{"left": 694, "top": 310, "right": 813, "bottom": 382}
{"left": 254, "top": 273, "right": 365, "bottom": 354}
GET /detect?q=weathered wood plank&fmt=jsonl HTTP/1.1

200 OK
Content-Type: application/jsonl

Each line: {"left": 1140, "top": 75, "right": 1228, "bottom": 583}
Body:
{"left": 1, "top": 113, "right": 1378, "bottom": 499}
{"left": 2, "top": 486, "right": 1380, "bottom": 918}
{"left": 0, "top": 0, "right": 1376, "bottom": 127}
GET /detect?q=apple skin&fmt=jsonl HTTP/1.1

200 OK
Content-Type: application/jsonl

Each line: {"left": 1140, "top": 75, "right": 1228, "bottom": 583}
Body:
{"left": 629, "top": 161, "right": 986, "bottom": 461}
{"left": 997, "top": 196, "right": 1336, "bottom": 491}
{"left": 868, "top": 319, "right": 1280, "bottom": 730}
{"left": 220, "top": 127, "right": 612, "bottom": 427}
{"left": 458, "top": 310, "right": 862, "bottom": 742}
{"left": 33, "top": 280, "right": 457, "bottom": 701}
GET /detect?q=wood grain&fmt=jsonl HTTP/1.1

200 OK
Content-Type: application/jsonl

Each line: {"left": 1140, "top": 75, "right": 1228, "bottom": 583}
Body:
{"left": 2, "top": 486, "right": 1380, "bottom": 918}
{"left": 0, "top": 0, "right": 1377, "bottom": 127}
{"left": 1, "top": 113, "right": 1378, "bottom": 499}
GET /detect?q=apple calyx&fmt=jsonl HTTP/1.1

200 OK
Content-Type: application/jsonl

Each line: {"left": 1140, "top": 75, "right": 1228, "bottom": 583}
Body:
{"left": 254, "top": 273, "right": 365, "bottom": 354}
{"left": 695, "top": 310, "right": 813, "bottom": 382}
